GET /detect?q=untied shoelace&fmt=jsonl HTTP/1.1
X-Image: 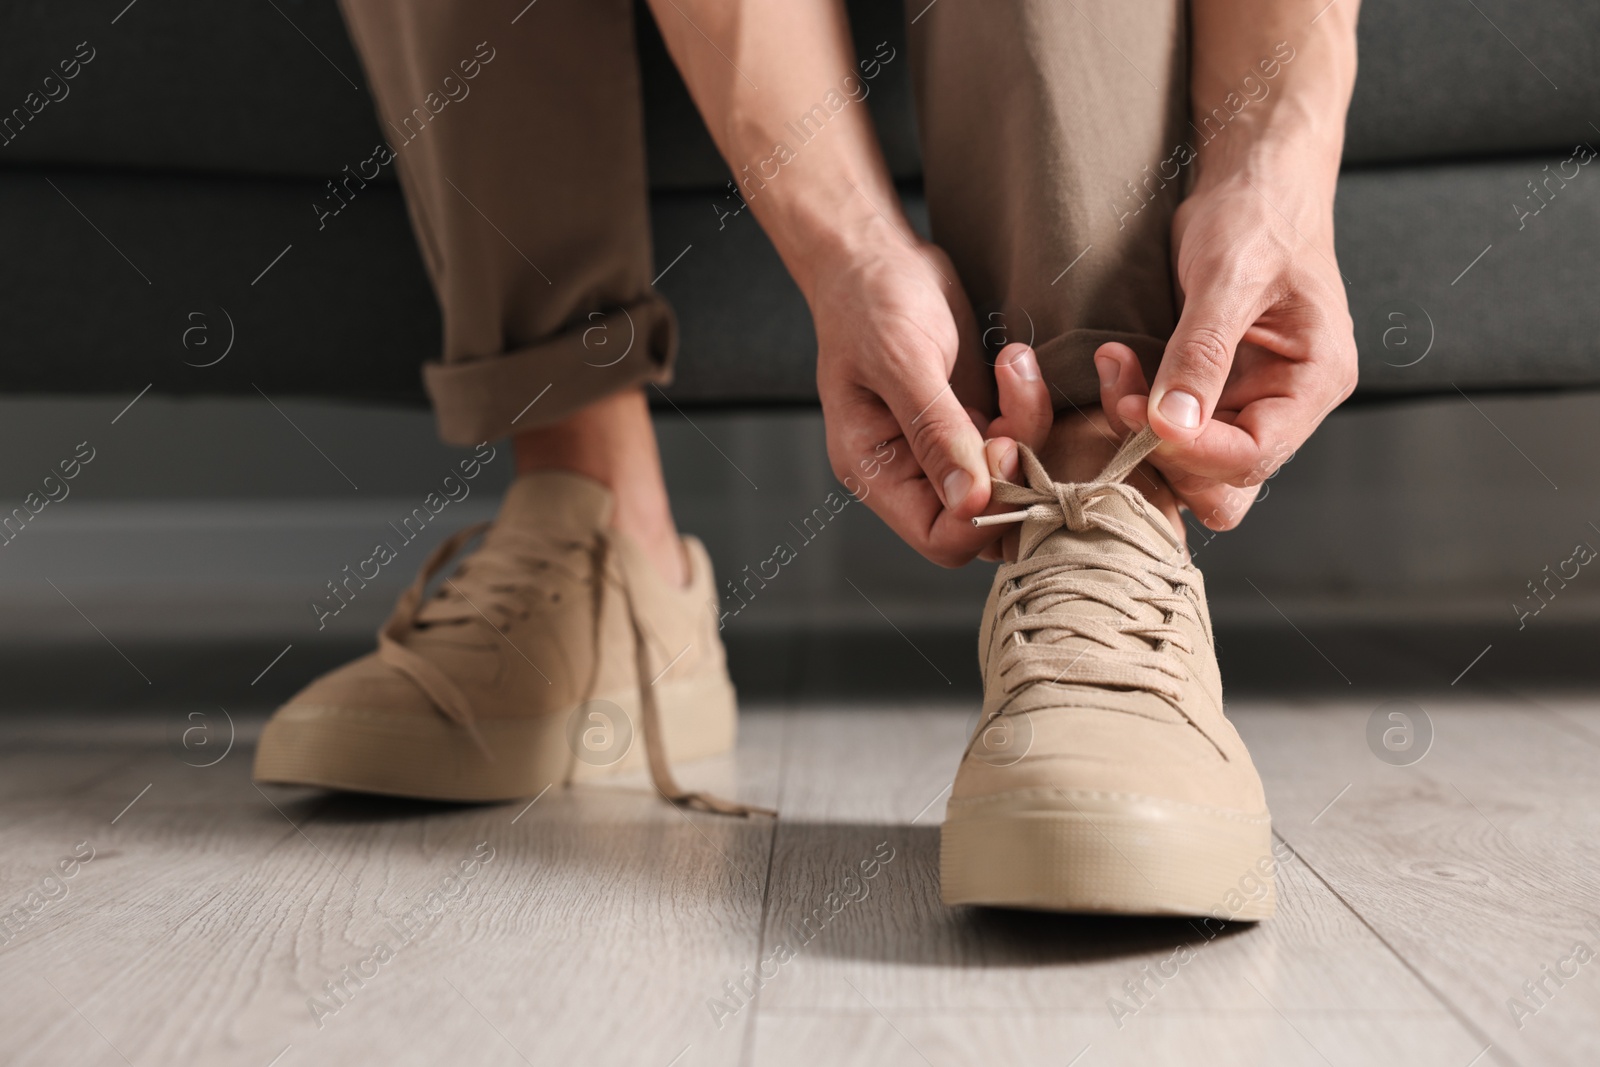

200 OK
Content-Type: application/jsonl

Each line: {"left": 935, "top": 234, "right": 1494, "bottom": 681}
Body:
{"left": 376, "top": 522, "right": 771, "bottom": 817}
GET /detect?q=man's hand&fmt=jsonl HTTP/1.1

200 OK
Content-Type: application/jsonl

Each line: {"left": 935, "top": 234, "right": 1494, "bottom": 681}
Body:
{"left": 814, "top": 236, "right": 1051, "bottom": 566}
{"left": 1092, "top": 0, "right": 1363, "bottom": 532}
{"left": 1094, "top": 173, "right": 1357, "bottom": 531}
{"left": 642, "top": 0, "right": 1056, "bottom": 566}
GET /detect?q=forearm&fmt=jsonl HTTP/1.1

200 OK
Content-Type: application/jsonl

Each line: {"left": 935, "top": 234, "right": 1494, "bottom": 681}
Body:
{"left": 642, "top": 0, "right": 906, "bottom": 299}
{"left": 1187, "top": 0, "right": 1360, "bottom": 227}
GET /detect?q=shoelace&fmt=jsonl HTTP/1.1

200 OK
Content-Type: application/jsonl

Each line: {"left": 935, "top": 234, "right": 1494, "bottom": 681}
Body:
{"left": 377, "top": 524, "right": 770, "bottom": 817}
{"left": 973, "top": 427, "right": 1200, "bottom": 704}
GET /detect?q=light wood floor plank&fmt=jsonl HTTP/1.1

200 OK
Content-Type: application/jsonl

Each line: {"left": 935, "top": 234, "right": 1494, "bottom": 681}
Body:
{"left": 748, "top": 706, "right": 1484, "bottom": 1067}
{"left": 5, "top": 699, "right": 1593, "bottom": 1067}
{"left": 1239, "top": 697, "right": 1600, "bottom": 1067}
{"left": 1526, "top": 694, "right": 1600, "bottom": 753}
{"left": 751, "top": 1011, "right": 1486, "bottom": 1067}
{"left": 0, "top": 711, "right": 785, "bottom": 1067}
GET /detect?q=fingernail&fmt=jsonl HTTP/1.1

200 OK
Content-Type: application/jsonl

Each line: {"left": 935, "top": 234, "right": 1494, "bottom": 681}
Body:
{"left": 1000, "top": 443, "right": 1019, "bottom": 481}
{"left": 942, "top": 469, "right": 972, "bottom": 508}
{"left": 1008, "top": 347, "right": 1039, "bottom": 382}
{"left": 1121, "top": 394, "right": 1150, "bottom": 429}
{"left": 1157, "top": 389, "right": 1201, "bottom": 430}
{"left": 984, "top": 438, "right": 1008, "bottom": 479}
{"left": 1094, "top": 354, "right": 1116, "bottom": 389}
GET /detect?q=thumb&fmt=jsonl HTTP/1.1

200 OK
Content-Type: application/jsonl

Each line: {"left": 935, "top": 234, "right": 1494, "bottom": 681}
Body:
{"left": 1149, "top": 288, "right": 1255, "bottom": 443}
{"left": 879, "top": 369, "right": 989, "bottom": 514}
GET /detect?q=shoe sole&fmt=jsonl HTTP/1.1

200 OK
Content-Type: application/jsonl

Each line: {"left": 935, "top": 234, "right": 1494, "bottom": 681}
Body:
{"left": 940, "top": 791, "right": 1277, "bottom": 920}
{"left": 251, "top": 673, "right": 736, "bottom": 802}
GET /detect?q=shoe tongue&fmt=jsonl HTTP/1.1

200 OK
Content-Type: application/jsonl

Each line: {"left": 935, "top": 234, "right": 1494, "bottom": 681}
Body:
{"left": 490, "top": 469, "right": 614, "bottom": 541}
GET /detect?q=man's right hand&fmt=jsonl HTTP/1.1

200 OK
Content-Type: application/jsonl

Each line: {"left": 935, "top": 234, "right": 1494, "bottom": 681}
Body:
{"left": 812, "top": 236, "right": 1051, "bottom": 568}
{"left": 636, "top": 0, "right": 1049, "bottom": 565}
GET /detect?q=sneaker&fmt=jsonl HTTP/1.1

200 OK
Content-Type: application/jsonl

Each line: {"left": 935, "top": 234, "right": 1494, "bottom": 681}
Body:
{"left": 254, "top": 470, "right": 753, "bottom": 813}
{"left": 940, "top": 427, "right": 1276, "bottom": 919}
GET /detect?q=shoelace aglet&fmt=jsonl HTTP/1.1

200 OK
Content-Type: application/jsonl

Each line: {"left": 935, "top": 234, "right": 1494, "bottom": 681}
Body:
{"left": 973, "top": 504, "right": 1073, "bottom": 528}
{"left": 972, "top": 508, "right": 1049, "bottom": 527}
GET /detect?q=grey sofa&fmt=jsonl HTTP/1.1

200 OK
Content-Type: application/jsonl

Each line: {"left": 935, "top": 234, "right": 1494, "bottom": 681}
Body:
{"left": 2, "top": 0, "right": 1598, "bottom": 407}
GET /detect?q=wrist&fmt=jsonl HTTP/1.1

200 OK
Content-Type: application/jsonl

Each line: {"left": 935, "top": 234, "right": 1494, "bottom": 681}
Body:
{"left": 767, "top": 188, "right": 916, "bottom": 302}
{"left": 709, "top": 76, "right": 913, "bottom": 301}
{"left": 1188, "top": 53, "right": 1352, "bottom": 227}
{"left": 1191, "top": 127, "right": 1341, "bottom": 236}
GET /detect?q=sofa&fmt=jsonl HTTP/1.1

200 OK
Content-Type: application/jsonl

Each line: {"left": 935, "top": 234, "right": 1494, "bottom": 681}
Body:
{"left": 2, "top": 0, "right": 1599, "bottom": 409}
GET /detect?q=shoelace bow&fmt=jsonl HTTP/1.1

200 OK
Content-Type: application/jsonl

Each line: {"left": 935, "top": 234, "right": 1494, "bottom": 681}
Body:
{"left": 377, "top": 523, "right": 769, "bottom": 817}
{"left": 973, "top": 426, "right": 1200, "bottom": 704}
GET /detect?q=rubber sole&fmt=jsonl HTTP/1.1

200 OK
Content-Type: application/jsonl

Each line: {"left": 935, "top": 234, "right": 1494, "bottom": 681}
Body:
{"left": 940, "top": 790, "right": 1277, "bottom": 920}
{"left": 251, "top": 673, "right": 736, "bottom": 802}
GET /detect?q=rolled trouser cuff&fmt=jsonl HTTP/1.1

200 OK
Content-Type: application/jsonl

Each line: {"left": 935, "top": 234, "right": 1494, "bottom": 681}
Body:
{"left": 1037, "top": 329, "right": 1169, "bottom": 410}
{"left": 424, "top": 295, "right": 676, "bottom": 446}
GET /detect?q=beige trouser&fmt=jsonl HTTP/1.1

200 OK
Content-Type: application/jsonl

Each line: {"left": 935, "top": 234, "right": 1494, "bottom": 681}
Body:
{"left": 338, "top": 0, "right": 1186, "bottom": 445}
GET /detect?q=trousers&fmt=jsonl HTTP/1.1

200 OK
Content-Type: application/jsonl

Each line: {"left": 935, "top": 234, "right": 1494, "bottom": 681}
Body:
{"left": 337, "top": 0, "right": 1187, "bottom": 444}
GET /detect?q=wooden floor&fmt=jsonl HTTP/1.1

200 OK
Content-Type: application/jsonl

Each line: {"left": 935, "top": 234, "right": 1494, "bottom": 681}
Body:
{"left": 2, "top": 697, "right": 1598, "bottom": 1067}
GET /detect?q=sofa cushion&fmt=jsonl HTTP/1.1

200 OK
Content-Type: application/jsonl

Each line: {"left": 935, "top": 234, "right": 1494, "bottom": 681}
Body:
{"left": 0, "top": 0, "right": 378, "bottom": 180}
{"left": 0, "top": 0, "right": 917, "bottom": 187}
{"left": 3, "top": 157, "right": 1597, "bottom": 406}
{"left": 1342, "top": 0, "right": 1600, "bottom": 165}
{"left": 1, "top": 1, "right": 1595, "bottom": 186}
{"left": 655, "top": 159, "right": 1600, "bottom": 400}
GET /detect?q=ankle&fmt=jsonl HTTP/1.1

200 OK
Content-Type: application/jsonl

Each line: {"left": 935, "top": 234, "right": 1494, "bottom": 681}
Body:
{"left": 512, "top": 389, "right": 688, "bottom": 587}
{"left": 612, "top": 495, "right": 689, "bottom": 587}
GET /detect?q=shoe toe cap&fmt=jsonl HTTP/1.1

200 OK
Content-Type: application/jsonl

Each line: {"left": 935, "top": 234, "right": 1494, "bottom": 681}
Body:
{"left": 954, "top": 704, "right": 1268, "bottom": 815}
{"left": 276, "top": 652, "right": 441, "bottom": 720}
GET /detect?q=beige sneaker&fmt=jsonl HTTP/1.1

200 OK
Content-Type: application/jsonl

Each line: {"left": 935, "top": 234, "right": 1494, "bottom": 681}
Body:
{"left": 940, "top": 427, "right": 1276, "bottom": 919}
{"left": 254, "top": 471, "right": 753, "bottom": 813}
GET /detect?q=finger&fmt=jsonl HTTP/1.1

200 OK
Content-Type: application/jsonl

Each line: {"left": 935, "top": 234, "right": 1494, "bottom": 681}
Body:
{"left": 848, "top": 437, "right": 1002, "bottom": 566}
{"left": 1094, "top": 342, "right": 1150, "bottom": 437}
{"left": 1216, "top": 333, "right": 1356, "bottom": 483}
{"left": 949, "top": 340, "right": 996, "bottom": 435}
{"left": 962, "top": 404, "right": 993, "bottom": 439}
{"left": 988, "top": 343, "right": 1052, "bottom": 452}
{"left": 1117, "top": 398, "right": 1275, "bottom": 491}
{"left": 1107, "top": 392, "right": 1260, "bottom": 511}
{"left": 1139, "top": 335, "right": 1349, "bottom": 486}
{"left": 874, "top": 361, "right": 991, "bottom": 516}
{"left": 1148, "top": 280, "right": 1259, "bottom": 443}
{"left": 942, "top": 247, "right": 994, "bottom": 429}
{"left": 1181, "top": 480, "right": 1263, "bottom": 532}
{"left": 984, "top": 435, "right": 1020, "bottom": 483}
{"left": 974, "top": 436, "right": 1021, "bottom": 562}
{"left": 825, "top": 401, "right": 1000, "bottom": 568}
